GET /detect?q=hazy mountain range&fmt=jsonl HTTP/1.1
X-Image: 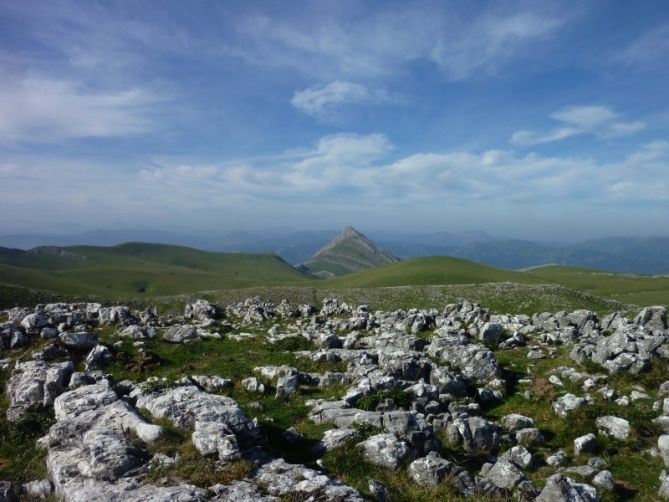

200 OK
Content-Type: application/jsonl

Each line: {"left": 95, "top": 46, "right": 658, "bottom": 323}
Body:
{"left": 0, "top": 228, "right": 491, "bottom": 263}
{"left": 1, "top": 228, "right": 668, "bottom": 275}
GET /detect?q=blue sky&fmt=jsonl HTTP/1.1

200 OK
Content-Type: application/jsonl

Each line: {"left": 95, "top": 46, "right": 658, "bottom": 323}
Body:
{"left": 1, "top": 0, "right": 668, "bottom": 240}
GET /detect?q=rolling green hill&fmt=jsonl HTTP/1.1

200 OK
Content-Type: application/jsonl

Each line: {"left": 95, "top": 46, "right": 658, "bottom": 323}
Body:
{"left": 523, "top": 265, "right": 669, "bottom": 307}
{"left": 0, "top": 242, "right": 312, "bottom": 298}
{"left": 1, "top": 244, "right": 667, "bottom": 310}
{"left": 322, "top": 257, "right": 669, "bottom": 307}
{"left": 324, "top": 256, "right": 542, "bottom": 288}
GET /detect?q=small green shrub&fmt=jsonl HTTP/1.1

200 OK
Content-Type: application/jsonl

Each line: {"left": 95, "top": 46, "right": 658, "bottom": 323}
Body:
{"left": 0, "top": 406, "right": 54, "bottom": 486}
{"left": 271, "top": 336, "right": 314, "bottom": 352}
{"left": 147, "top": 443, "right": 252, "bottom": 486}
{"left": 352, "top": 422, "right": 385, "bottom": 439}
{"left": 357, "top": 389, "right": 411, "bottom": 411}
{"left": 142, "top": 377, "right": 174, "bottom": 394}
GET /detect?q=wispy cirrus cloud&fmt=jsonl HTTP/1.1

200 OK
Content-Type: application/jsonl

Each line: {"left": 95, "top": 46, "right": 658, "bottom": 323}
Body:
{"left": 5, "top": 133, "right": 667, "bottom": 219}
{"left": 0, "top": 1, "right": 666, "bottom": 237}
{"left": 291, "top": 81, "right": 399, "bottom": 117}
{"left": 139, "top": 133, "right": 394, "bottom": 195}
{"left": 235, "top": 5, "right": 567, "bottom": 81}
{"left": 0, "top": 76, "right": 166, "bottom": 144}
{"left": 0, "top": 1, "right": 572, "bottom": 149}
{"left": 511, "top": 105, "right": 645, "bottom": 145}
{"left": 430, "top": 12, "right": 564, "bottom": 80}
{"left": 2, "top": 132, "right": 667, "bottom": 237}
{"left": 615, "top": 23, "right": 669, "bottom": 70}
{"left": 130, "top": 135, "right": 669, "bottom": 207}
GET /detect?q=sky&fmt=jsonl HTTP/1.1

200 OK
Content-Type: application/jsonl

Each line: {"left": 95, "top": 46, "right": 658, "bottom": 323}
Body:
{"left": 0, "top": 0, "right": 668, "bottom": 241}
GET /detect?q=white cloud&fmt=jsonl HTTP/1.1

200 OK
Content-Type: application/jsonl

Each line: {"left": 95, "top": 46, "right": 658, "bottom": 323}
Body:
{"left": 511, "top": 105, "right": 645, "bottom": 145}
{"left": 139, "top": 133, "right": 394, "bottom": 196}
{"left": 40, "top": 135, "right": 669, "bottom": 203}
{"left": 3, "top": 134, "right": 668, "bottom": 233}
{"left": 551, "top": 106, "right": 617, "bottom": 129}
{"left": 235, "top": 11, "right": 431, "bottom": 79}
{"left": 133, "top": 135, "right": 669, "bottom": 206}
{"left": 624, "top": 139, "right": 669, "bottom": 164}
{"left": 291, "top": 81, "right": 397, "bottom": 116}
{"left": 1, "top": 1, "right": 194, "bottom": 74}
{"left": 0, "top": 163, "right": 18, "bottom": 174}
{"left": 605, "top": 121, "right": 646, "bottom": 137}
{"left": 431, "top": 12, "right": 563, "bottom": 80}
{"left": 4, "top": 2, "right": 568, "bottom": 83}
{"left": 236, "top": 6, "right": 566, "bottom": 81}
{"left": 510, "top": 127, "right": 577, "bottom": 145}
{"left": 616, "top": 23, "right": 669, "bottom": 70}
{"left": 0, "top": 77, "right": 165, "bottom": 144}
{"left": 297, "top": 133, "right": 393, "bottom": 165}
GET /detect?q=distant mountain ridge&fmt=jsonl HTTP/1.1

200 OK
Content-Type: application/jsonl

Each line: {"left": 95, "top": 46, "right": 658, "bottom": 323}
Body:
{"left": 0, "top": 242, "right": 310, "bottom": 298}
{"left": 302, "top": 226, "right": 399, "bottom": 277}
{"left": 2, "top": 229, "right": 669, "bottom": 274}
{"left": 432, "top": 236, "right": 669, "bottom": 275}
{"left": 0, "top": 241, "right": 667, "bottom": 308}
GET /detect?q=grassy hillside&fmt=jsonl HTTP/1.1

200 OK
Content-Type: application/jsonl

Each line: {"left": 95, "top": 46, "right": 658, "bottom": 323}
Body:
{"left": 524, "top": 265, "right": 669, "bottom": 307}
{"left": 2, "top": 245, "right": 667, "bottom": 311}
{"left": 0, "top": 243, "right": 312, "bottom": 299}
{"left": 321, "top": 257, "right": 668, "bottom": 307}
{"left": 324, "top": 256, "right": 543, "bottom": 288}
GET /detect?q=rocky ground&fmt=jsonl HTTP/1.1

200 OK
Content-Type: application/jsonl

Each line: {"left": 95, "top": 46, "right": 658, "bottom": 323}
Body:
{"left": 0, "top": 297, "right": 668, "bottom": 501}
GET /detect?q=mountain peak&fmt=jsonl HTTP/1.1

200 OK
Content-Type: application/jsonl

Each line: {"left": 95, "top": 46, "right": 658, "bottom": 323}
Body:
{"left": 312, "top": 226, "right": 374, "bottom": 259}
{"left": 341, "top": 225, "right": 363, "bottom": 237}
{"left": 304, "top": 226, "right": 399, "bottom": 277}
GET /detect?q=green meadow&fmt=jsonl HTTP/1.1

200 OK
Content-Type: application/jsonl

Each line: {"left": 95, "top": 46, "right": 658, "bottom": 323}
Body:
{"left": 0, "top": 244, "right": 667, "bottom": 311}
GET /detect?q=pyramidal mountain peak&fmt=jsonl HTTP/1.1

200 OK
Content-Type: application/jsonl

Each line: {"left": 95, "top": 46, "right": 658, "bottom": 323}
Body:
{"left": 341, "top": 225, "right": 362, "bottom": 236}
{"left": 302, "top": 226, "right": 399, "bottom": 278}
